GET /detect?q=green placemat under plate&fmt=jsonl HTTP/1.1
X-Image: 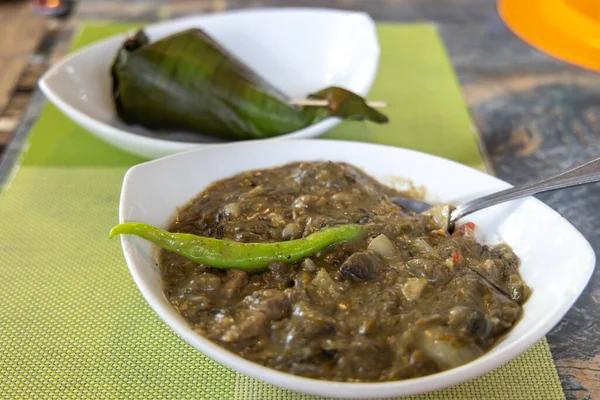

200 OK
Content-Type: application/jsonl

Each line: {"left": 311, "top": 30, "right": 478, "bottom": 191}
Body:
{"left": 0, "top": 22, "right": 564, "bottom": 399}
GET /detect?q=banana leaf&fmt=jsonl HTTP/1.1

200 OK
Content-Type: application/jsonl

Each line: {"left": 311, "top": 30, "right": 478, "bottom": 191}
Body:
{"left": 111, "top": 29, "right": 388, "bottom": 140}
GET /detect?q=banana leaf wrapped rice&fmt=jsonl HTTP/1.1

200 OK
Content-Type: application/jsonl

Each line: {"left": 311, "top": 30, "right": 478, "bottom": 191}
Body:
{"left": 111, "top": 29, "right": 388, "bottom": 140}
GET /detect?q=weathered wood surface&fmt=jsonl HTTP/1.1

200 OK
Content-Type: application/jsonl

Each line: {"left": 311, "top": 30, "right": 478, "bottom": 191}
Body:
{"left": 0, "top": 0, "right": 598, "bottom": 398}
{"left": 0, "top": 0, "right": 47, "bottom": 147}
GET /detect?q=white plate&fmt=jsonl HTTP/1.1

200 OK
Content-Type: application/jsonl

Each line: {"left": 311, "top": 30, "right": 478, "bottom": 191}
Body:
{"left": 115, "top": 139, "right": 595, "bottom": 398}
{"left": 39, "top": 9, "right": 380, "bottom": 160}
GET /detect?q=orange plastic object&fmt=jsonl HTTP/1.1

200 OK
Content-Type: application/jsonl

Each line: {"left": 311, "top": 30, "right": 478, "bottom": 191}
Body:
{"left": 498, "top": 0, "right": 600, "bottom": 72}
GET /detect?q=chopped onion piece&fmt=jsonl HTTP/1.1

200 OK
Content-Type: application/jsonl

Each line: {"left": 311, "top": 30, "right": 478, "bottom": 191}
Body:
{"left": 368, "top": 234, "right": 397, "bottom": 257}
{"left": 402, "top": 278, "right": 428, "bottom": 301}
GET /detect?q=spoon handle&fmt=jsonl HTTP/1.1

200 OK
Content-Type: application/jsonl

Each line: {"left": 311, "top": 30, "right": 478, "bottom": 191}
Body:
{"left": 451, "top": 153, "right": 600, "bottom": 223}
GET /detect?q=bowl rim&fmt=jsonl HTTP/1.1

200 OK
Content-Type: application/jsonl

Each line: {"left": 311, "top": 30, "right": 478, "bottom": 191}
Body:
{"left": 38, "top": 8, "right": 380, "bottom": 156}
{"left": 118, "top": 139, "right": 596, "bottom": 398}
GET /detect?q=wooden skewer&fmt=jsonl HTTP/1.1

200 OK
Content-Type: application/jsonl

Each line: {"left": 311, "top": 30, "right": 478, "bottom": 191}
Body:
{"left": 290, "top": 99, "right": 388, "bottom": 108}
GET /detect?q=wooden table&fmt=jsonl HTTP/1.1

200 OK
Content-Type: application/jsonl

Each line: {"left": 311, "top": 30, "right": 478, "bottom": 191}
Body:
{"left": 1, "top": 0, "right": 598, "bottom": 398}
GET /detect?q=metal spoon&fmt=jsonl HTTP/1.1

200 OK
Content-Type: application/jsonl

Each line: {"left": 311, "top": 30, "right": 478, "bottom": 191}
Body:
{"left": 392, "top": 153, "right": 600, "bottom": 231}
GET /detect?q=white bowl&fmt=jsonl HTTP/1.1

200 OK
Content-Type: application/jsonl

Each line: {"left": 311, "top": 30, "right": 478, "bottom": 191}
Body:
{"left": 116, "top": 139, "right": 594, "bottom": 398}
{"left": 39, "top": 9, "right": 380, "bottom": 160}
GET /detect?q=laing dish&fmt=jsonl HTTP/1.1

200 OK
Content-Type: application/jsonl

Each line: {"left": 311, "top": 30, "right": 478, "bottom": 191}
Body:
{"left": 111, "top": 161, "right": 530, "bottom": 382}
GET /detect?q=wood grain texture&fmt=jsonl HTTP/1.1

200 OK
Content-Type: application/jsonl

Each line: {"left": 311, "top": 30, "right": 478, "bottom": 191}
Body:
{"left": 0, "top": 0, "right": 599, "bottom": 398}
{"left": 0, "top": 1, "right": 46, "bottom": 119}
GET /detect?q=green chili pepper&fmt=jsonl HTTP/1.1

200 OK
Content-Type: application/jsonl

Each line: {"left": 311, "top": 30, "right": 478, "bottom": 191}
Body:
{"left": 109, "top": 222, "right": 365, "bottom": 270}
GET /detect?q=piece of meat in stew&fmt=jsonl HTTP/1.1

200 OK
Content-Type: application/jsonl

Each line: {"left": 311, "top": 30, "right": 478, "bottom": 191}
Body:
{"left": 159, "top": 161, "right": 530, "bottom": 382}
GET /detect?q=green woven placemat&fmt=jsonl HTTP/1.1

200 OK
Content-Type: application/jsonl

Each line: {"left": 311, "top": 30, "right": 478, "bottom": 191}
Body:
{"left": 0, "top": 22, "right": 564, "bottom": 399}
